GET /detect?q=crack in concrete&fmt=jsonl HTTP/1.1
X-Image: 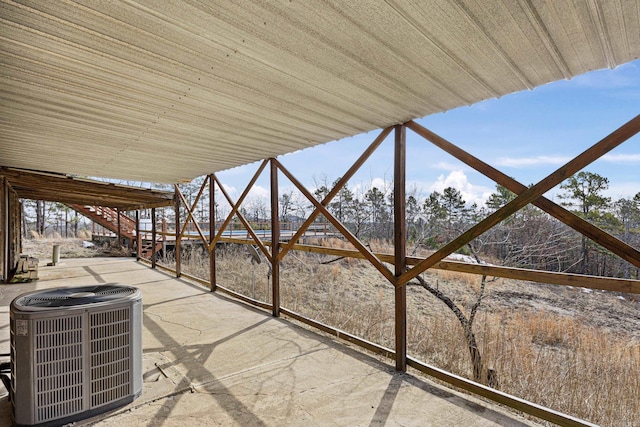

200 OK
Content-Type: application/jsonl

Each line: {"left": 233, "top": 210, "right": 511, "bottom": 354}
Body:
{"left": 145, "top": 311, "right": 204, "bottom": 346}
{"left": 189, "top": 347, "right": 329, "bottom": 390}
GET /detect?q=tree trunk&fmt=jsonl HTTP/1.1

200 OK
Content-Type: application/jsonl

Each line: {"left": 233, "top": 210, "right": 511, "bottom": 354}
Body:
{"left": 21, "top": 202, "right": 27, "bottom": 239}
{"left": 414, "top": 275, "right": 484, "bottom": 383}
{"left": 36, "top": 200, "right": 42, "bottom": 237}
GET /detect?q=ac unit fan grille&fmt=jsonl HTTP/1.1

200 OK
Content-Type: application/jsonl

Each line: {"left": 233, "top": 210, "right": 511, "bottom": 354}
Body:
{"left": 15, "top": 285, "right": 137, "bottom": 308}
{"left": 34, "top": 314, "right": 85, "bottom": 423}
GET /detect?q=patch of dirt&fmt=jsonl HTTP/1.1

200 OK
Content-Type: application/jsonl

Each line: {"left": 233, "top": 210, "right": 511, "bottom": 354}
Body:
{"left": 487, "top": 283, "right": 640, "bottom": 339}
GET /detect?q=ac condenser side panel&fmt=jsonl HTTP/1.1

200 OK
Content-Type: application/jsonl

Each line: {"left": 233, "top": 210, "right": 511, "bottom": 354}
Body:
{"left": 11, "top": 311, "right": 86, "bottom": 426}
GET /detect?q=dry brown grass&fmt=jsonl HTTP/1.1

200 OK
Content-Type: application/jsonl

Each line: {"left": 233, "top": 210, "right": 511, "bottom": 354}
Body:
{"left": 21, "top": 237, "right": 122, "bottom": 259}
{"left": 137, "top": 241, "right": 640, "bottom": 426}
{"left": 485, "top": 311, "right": 640, "bottom": 425}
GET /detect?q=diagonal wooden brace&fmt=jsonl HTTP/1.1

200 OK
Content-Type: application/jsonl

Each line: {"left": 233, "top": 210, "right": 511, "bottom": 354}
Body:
{"left": 398, "top": 114, "right": 640, "bottom": 286}
{"left": 405, "top": 118, "right": 640, "bottom": 270}
{"left": 278, "top": 126, "right": 393, "bottom": 262}
{"left": 275, "top": 159, "right": 396, "bottom": 284}
{"left": 212, "top": 170, "right": 270, "bottom": 259}
{"left": 175, "top": 180, "right": 209, "bottom": 248}
{"left": 209, "top": 160, "right": 268, "bottom": 250}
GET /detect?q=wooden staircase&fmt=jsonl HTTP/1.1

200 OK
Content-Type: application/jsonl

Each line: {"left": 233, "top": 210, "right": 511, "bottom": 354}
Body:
{"left": 140, "top": 241, "right": 163, "bottom": 259}
{"left": 68, "top": 204, "right": 136, "bottom": 246}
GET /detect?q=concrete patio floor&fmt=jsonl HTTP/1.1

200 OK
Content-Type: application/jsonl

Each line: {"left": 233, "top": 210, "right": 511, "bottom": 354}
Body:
{"left": 0, "top": 257, "right": 537, "bottom": 426}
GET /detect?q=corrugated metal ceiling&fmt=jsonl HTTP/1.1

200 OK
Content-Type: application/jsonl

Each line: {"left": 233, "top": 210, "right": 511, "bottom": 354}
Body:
{"left": 1, "top": 0, "right": 639, "bottom": 183}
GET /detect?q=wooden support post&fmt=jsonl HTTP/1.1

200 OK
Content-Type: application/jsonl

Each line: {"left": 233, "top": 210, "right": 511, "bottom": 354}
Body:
{"left": 270, "top": 159, "right": 280, "bottom": 317}
{"left": 2, "top": 178, "right": 9, "bottom": 284}
{"left": 175, "top": 195, "right": 181, "bottom": 277}
{"left": 116, "top": 207, "right": 122, "bottom": 246}
{"left": 135, "top": 211, "right": 141, "bottom": 261}
{"left": 394, "top": 124, "right": 407, "bottom": 372}
{"left": 151, "top": 208, "right": 157, "bottom": 269}
{"left": 209, "top": 174, "right": 216, "bottom": 292}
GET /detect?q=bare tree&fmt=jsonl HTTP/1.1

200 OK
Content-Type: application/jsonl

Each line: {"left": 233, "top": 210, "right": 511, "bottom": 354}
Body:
{"left": 411, "top": 244, "right": 489, "bottom": 384}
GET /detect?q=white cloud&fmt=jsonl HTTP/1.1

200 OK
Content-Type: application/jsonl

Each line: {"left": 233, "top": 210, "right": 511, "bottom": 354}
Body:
{"left": 370, "top": 177, "right": 391, "bottom": 192}
{"left": 246, "top": 185, "right": 269, "bottom": 200}
{"left": 433, "top": 161, "right": 466, "bottom": 171}
{"left": 601, "top": 153, "right": 640, "bottom": 163}
{"left": 348, "top": 177, "right": 393, "bottom": 197}
{"left": 494, "top": 153, "right": 640, "bottom": 168}
{"left": 604, "top": 182, "right": 640, "bottom": 199}
{"left": 429, "top": 170, "right": 493, "bottom": 206}
{"left": 221, "top": 183, "right": 237, "bottom": 196}
{"left": 494, "top": 155, "right": 571, "bottom": 168}
{"left": 572, "top": 62, "right": 639, "bottom": 89}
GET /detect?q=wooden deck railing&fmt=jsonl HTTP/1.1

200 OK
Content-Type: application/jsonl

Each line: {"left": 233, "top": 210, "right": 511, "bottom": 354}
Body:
{"left": 136, "top": 116, "right": 640, "bottom": 427}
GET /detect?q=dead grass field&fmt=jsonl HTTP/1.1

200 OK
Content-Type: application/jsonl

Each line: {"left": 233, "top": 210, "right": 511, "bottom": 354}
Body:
{"left": 21, "top": 236, "right": 131, "bottom": 260}
{"left": 22, "top": 238, "right": 639, "bottom": 426}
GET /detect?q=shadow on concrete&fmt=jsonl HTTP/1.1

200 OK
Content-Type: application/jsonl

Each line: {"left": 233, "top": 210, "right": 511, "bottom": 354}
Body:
{"left": 369, "top": 372, "right": 403, "bottom": 426}
{"left": 141, "top": 311, "right": 271, "bottom": 427}
{"left": 82, "top": 266, "right": 107, "bottom": 283}
{"left": 139, "top": 264, "right": 533, "bottom": 426}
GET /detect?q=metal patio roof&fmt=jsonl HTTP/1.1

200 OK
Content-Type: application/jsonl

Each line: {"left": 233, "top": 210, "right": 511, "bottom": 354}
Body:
{"left": 1, "top": 1, "right": 639, "bottom": 184}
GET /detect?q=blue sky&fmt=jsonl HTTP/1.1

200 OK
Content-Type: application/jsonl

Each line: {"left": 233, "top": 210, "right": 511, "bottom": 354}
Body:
{"left": 217, "top": 60, "right": 640, "bottom": 208}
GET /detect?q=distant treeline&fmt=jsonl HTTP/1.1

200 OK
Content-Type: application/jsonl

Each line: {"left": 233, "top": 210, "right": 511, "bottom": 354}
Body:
{"left": 22, "top": 171, "right": 640, "bottom": 279}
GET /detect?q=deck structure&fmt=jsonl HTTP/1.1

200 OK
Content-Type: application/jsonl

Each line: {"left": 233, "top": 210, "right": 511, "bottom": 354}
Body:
{"left": 0, "top": 257, "right": 540, "bottom": 426}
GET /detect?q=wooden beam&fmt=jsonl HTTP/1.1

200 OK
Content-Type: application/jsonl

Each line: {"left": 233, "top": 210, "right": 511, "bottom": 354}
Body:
{"left": 175, "top": 195, "right": 181, "bottom": 278}
{"left": 0, "top": 167, "right": 174, "bottom": 210}
{"left": 270, "top": 159, "right": 280, "bottom": 317}
{"left": 151, "top": 208, "right": 157, "bottom": 269}
{"left": 405, "top": 119, "right": 640, "bottom": 270}
{"left": 278, "top": 126, "right": 393, "bottom": 261}
{"left": 394, "top": 124, "right": 407, "bottom": 372}
{"left": 434, "top": 260, "right": 640, "bottom": 293}
{"left": 406, "top": 358, "right": 596, "bottom": 427}
{"left": 274, "top": 159, "right": 396, "bottom": 284}
{"left": 398, "top": 114, "right": 640, "bottom": 285}
{"left": 135, "top": 211, "right": 141, "bottom": 261}
{"left": 277, "top": 242, "right": 640, "bottom": 294}
{"left": 281, "top": 308, "right": 395, "bottom": 359}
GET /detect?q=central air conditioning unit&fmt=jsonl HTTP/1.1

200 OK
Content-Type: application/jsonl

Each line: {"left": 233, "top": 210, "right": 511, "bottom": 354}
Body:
{"left": 10, "top": 285, "right": 143, "bottom": 426}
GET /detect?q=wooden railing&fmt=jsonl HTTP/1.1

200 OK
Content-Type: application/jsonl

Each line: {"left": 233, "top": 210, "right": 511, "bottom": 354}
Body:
{"left": 135, "top": 116, "right": 640, "bottom": 427}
